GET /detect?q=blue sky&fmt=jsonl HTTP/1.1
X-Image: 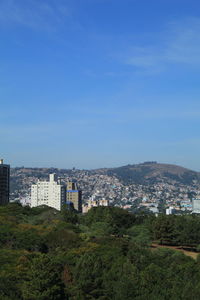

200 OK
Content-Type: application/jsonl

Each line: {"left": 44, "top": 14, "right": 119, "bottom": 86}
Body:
{"left": 1, "top": 0, "right": 200, "bottom": 170}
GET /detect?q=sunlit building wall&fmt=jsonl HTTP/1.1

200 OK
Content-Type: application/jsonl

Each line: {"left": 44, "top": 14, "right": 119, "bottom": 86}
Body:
{"left": 31, "top": 174, "right": 66, "bottom": 211}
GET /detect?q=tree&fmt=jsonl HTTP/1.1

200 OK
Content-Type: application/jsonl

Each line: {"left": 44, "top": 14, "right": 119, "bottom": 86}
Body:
{"left": 151, "top": 215, "right": 177, "bottom": 245}
{"left": 83, "top": 206, "right": 136, "bottom": 235}
{"left": 61, "top": 205, "right": 78, "bottom": 224}
{"left": 127, "top": 224, "right": 151, "bottom": 247}
{"left": 21, "top": 255, "right": 66, "bottom": 300}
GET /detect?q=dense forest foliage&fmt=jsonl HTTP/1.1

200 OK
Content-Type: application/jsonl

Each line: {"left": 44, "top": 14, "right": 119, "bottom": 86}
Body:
{"left": 1, "top": 203, "right": 200, "bottom": 299}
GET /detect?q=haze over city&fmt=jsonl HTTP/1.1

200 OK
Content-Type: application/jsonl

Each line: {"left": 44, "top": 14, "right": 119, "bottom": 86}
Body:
{"left": 1, "top": 0, "right": 200, "bottom": 170}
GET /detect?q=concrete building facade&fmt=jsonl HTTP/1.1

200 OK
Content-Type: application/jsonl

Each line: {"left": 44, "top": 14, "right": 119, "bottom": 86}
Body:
{"left": 82, "top": 199, "right": 109, "bottom": 213}
{"left": 31, "top": 174, "right": 66, "bottom": 211}
{"left": 192, "top": 197, "right": 200, "bottom": 214}
{"left": 166, "top": 206, "right": 175, "bottom": 215}
{"left": 67, "top": 181, "right": 82, "bottom": 212}
{"left": 0, "top": 159, "right": 10, "bottom": 205}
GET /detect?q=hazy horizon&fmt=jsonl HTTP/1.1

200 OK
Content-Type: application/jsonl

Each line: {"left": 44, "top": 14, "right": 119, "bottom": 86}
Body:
{"left": 8, "top": 160, "right": 200, "bottom": 173}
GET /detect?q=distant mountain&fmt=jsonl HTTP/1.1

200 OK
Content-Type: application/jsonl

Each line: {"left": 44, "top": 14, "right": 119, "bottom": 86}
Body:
{"left": 105, "top": 162, "right": 200, "bottom": 185}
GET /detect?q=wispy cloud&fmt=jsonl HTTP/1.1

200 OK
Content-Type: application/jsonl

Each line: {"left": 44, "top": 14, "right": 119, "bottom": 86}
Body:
{"left": 124, "top": 17, "right": 200, "bottom": 71}
{"left": 0, "top": 0, "right": 71, "bottom": 31}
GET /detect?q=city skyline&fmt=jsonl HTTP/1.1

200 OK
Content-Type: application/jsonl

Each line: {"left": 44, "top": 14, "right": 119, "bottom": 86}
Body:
{"left": 1, "top": 0, "right": 200, "bottom": 170}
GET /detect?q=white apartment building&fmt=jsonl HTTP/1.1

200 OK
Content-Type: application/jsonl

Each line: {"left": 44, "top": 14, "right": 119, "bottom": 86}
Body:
{"left": 31, "top": 174, "right": 66, "bottom": 211}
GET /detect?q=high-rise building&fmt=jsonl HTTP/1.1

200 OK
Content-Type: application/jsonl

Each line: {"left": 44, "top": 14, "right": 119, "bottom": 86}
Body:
{"left": 66, "top": 181, "right": 82, "bottom": 212}
{"left": 0, "top": 159, "right": 10, "bottom": 205}
{"left": 31, "top": 174, "right": 66, "bottom": 211}
{"left": 192, "top": 197, "right": 200, "bottom": 214}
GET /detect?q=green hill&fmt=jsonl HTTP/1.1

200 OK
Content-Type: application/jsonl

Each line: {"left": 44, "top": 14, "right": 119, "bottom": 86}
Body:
{"left": 106, "top": 162, "right": 200, "bottom": 185}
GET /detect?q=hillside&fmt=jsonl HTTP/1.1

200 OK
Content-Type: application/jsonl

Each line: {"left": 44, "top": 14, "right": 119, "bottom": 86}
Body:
{"left": 106, "top": 162, "right": 200, "bottom": 185}
{"left": 10, "top": 162, "right": 200, "bottom": 202}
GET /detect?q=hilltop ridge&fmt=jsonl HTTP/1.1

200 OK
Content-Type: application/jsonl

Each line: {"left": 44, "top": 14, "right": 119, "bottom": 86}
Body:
{"left": 101, "top": 162, "right": 200, "bottom": 185}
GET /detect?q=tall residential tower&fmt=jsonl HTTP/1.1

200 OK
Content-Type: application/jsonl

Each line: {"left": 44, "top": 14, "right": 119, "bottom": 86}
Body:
{"left": 67, "top": 181, "right": 82, "bottom": 212}
{"left": 192, "top": 197, "right": 200, "bottom": 214}
{"left": 31, "top": 174, "right": 66, "bottom": 211}
{"left": 0, "top": 159, "right": 10, "bottom": 205}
